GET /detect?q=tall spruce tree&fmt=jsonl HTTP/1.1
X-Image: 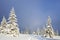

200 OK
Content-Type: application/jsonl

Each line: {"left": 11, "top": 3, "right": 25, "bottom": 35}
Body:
{"left": 44, "top": 16, "right": 55, "bottom": 38}
{"left": 8, "top": 7, "right": 20, "bottom": 37}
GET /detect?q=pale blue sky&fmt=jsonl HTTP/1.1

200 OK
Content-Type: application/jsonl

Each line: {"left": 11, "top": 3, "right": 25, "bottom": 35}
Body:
{"left": 0, "top": 0, "right": 60, "bottom": 34}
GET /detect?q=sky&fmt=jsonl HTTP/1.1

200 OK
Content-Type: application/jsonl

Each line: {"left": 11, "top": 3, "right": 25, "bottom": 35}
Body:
{"left": 0, "top": 0, "right": 60, "bottom": 34}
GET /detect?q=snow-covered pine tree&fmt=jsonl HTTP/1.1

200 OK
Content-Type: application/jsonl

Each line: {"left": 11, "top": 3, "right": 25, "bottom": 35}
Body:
{"left": 0, "top": 16, "right": 7, "bottom": 34}
{"left": 32, "top": 31, "right": 36, "bottom": 35}
{"left": 8, "top": 7, "right": 20, "bottom": 37}
{"left": 25, "top": 27, "right": 29, "bottom": 34}
{"left": 1, "top": 16, "right": 7, "bottom": 28}
{"left": 56, "top": 30, "right": 59, "bottom": 36}
{"left": 36, "top": 28, "right": 40, "bottom": 35}
{"left": 44, "top": 16, "right": 55, "bottom": 38}
{"left": 55, "top": 30, "right": 59, "bottom": 36}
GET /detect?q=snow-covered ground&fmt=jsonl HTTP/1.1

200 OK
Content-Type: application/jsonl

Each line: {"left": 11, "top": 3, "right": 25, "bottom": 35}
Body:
{"left": 0, "top": 34, "right": 38, "bottom": 40}
{"left": 0, "top": 34, "right": 60, "bottom": 40}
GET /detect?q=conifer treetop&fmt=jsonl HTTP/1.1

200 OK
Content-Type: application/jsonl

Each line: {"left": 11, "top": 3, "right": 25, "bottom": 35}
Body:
{"left": 8, "top": 7, "right": 17, "bottom": 23}
{"left": 46, "top": 16, "right": 52, "bottom": 27}
{"left": 1, "top": 16, "right": 7, "bottom": 26}
{"left": 10, "top": 7, "right": 16, "bottom": 17}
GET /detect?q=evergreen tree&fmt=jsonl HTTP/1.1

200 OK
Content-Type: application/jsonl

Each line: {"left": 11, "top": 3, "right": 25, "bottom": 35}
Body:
{"left": 25, "top": 27, "right": 29, "bottom": 34}
{"left": 0, "top": 16, "right": 7, "bottom": 34}
{"left": 1, "top": 16, "right": 7, "bottom": 28}
{"left": 36, "top": 28, "right": 40, "bottom": 35}
{"left": 56, "top": 30, "right": 59, "bottom": 36}
{"left": 32, "top": 31, "right": 36, "bottom": 35}
{"left": 55, "top": 30, "right": 59, "bottom": 36}
{"left": 44, "top": 16, "right": 55, "bottom": 38}
{"left": 8, "top": 7, "right": 20, "bottom": 37}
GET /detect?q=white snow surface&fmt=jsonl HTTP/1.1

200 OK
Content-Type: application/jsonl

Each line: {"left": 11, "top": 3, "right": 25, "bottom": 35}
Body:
{"left": 0, "top": 34, "right": 60, "bottom": 40}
